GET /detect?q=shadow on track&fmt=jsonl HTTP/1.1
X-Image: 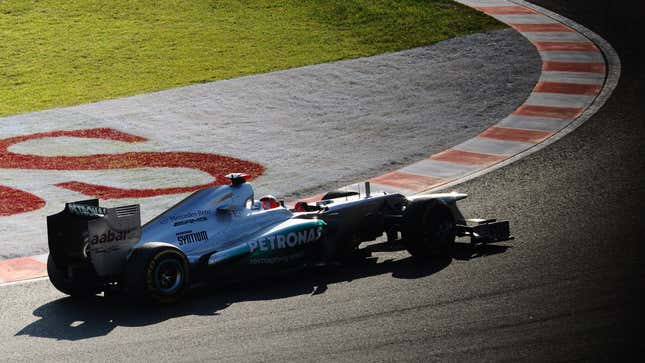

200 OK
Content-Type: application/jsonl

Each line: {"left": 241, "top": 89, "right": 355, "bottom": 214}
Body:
{"left": 15, "top": 241, "right": 509, "bottom": 341}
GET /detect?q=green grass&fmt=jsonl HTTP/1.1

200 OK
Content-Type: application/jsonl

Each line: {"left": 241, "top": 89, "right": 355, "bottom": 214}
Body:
{"left": 0, "top": 0, "right": 503, "bottom": 117}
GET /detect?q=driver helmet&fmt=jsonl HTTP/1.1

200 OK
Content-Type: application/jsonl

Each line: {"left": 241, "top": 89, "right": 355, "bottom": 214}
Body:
{"left": 259, "top": 195, "right": 280, "bottom": 210}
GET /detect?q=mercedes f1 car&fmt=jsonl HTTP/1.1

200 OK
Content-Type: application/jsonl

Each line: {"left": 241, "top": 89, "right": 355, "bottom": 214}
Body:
{"left": 47, "top": 174, "right": 511, "bottom": 302}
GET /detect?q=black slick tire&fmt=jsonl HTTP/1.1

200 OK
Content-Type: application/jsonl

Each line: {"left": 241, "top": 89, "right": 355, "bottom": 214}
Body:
{"left": 47, "top": 255, "right": 100, "bottom": 298}
{"left": 402, "top": 200, "right": 456, "bottom": 258}
{"left": 125, "top": 243, "right": 190, "bottom": 303}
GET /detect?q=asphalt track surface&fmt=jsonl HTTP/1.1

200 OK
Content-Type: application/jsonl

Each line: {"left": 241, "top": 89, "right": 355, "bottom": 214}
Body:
{"left": 0, "top": 1, "right": 643, "bottom": 361}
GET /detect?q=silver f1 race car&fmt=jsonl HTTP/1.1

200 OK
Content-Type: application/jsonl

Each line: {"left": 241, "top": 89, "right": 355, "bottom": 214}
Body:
{"left": 47, "top": 174, "right": 510, "bottom": 302}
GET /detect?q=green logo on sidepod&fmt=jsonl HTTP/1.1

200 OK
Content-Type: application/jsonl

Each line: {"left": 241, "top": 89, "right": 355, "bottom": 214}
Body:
{"left": 247, "top": 221, "right": 325, "bottom": 258}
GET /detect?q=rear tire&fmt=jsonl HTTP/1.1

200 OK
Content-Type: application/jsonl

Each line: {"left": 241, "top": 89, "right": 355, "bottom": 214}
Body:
{"left": 125, "top": 243, "right": 190, "bottom": 303}
{"left": 403, "top": 200, "right": 456, "bottom": 258}
{"left": 47, "top": 255, "right": 100, "bottom": 297}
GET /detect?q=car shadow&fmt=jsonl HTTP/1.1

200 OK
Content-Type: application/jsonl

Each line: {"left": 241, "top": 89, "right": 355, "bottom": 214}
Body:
{"left": 16, "top": 240, "right": 509, "bottom": 341}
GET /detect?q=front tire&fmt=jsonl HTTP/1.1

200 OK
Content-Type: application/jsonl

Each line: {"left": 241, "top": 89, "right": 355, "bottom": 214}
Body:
{"left": 125, "top": 243, "right": 190, "bottom": 303}
{"left": 403, "top": 200, "right": 456, "bottom": 258}
{"left": 47, "top": 255, "right": 100, "bottom": 297}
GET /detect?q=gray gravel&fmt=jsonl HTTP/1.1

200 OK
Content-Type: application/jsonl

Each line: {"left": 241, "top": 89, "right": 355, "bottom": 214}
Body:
{"left": 61, "top": 27, "right": 540, "bottom": 198}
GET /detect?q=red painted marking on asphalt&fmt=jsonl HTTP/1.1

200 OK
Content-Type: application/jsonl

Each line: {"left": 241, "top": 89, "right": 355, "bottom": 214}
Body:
{"left": 2, "top": 128, "right": 148, "bottom": 144}
{"left": 54, "top": 149, "right": 263, "bottom": 199}
{"left": 0, "top": 257, "right": 46, "bottom": 283}
{"left": 369, "top": 171, "right": 446, "bottom": 192}
{"left": 0, "top": 186, "right": 46, "bottom": 216}
{"left": 534, "top": 41, "right": 599, "bottom": 52}
{"left": 514, "top": 105, "right": 583, "bottom": 119}
{"left": 479, "top": 126, "right": 553, "bottom": 143}
{"left": 0, "top": 128, "right": 264, "bottom": 202}
{"left": 542, "top": 61, "right": 606, "bottom": 74}
{"left": 511, "top": 23, "right": 573, "bottom": 32}
{"left": 474, "top": 6, "right": 537, "bottom": 14}
{"left": 431, "top": 149, "right": 508, "bottom": 166}
{"left": 534, "top": 81, "right": 601, "bottom": 95}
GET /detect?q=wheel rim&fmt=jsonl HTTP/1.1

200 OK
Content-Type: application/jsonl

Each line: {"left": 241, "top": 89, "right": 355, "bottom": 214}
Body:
{"left": 153, "top": 258, "right": 184, "bottom": 295}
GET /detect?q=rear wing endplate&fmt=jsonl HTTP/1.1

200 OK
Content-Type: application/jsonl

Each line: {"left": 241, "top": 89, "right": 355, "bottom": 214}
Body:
{"left": 47, "top": 200, "right": 142, "bottom": 277}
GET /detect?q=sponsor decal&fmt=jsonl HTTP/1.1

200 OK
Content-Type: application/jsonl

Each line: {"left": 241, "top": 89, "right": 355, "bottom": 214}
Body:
{"left": 176, "top": 230, "right": 209, "bottom": 246}
{"left": 247, "top": 226, "right": 323, "bottom": 254}
{"left": 89, "top": 229, "right": 130, "bottom": 245}
{"left": 249, "top": 251, "right": 305, "bottom": 265}
{"left": 92, "top": 245, "right": 122, "bottom": 255}
{"left": 68, "top": 203, "right": 108, "bottom": 217}
{"left": 161, "top": 209, "right": 211, "bottom": 225}
{"left": 173, "top": 216, "right": 208, "bottom": 227}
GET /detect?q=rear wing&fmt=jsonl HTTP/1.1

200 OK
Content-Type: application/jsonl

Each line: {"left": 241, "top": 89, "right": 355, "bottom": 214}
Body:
{"left": 47, "top": 200, "right": 142, "bottom": 277}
